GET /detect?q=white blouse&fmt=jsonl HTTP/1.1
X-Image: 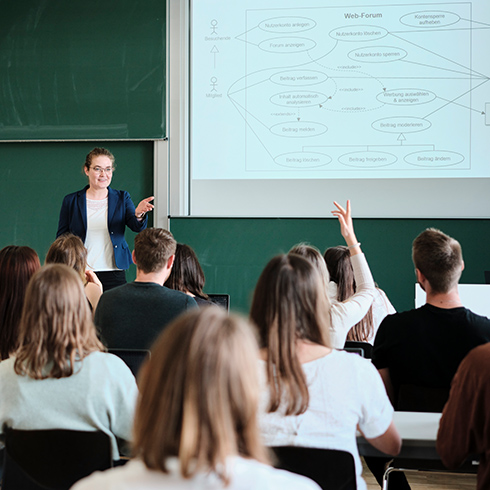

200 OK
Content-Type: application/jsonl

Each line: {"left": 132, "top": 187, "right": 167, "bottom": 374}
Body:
{"left": 258, "top": 350, "right": 394, "bottom": 490}
{"left": 85, "top": 197, "right": 116, "bottom": 271}
{"left": 329, "top": 282, "right": 396, "bottom": 344}
{"left": 329, "top": 253, "right": 376, "bottom": 348}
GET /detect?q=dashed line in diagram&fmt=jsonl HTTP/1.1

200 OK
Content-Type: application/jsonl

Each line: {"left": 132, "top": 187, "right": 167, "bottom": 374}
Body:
{"left": 224, "top": 2, "right": 490, "bottom": 174}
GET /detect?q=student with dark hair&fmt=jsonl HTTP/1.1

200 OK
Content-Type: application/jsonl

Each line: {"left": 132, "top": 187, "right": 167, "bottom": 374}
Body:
{"left": 324, "top": 245, "right": 395, "bottom": 344}
{"left": 164, "top": 243, "right": 213, "bottom": 307}
{"left": 0, "top": 264, "right": 137, "bottom": 461}
{"left": 0, "top": 245, "right": 41, "bottom": 360}
{"left": 73, "top": 308, "right": 320, "bottom": 490}
{"left": 253, "top": 202, "right": 401, "bottom": 490}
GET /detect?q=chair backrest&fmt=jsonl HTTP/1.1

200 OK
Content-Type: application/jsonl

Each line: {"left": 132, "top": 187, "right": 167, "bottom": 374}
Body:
{"left": 108, "top": 348, "right": 150, "bottom": 377}
{"left": 344, "top": 341, "right": 373, "bottom": 359}
{"left": 207, "top": 293, "right": 230, "bottom": 311}
{"left": 343, "top": 347, "right": 364, "bottom": 357}
{"left": 3, "top": 428, "right": 113, "bottom": 490}
{"left": 396, "top": 384, "right": 450, "bottom": 413}
{"left": 271, "top": 446, "right": 357, "bottom": 490}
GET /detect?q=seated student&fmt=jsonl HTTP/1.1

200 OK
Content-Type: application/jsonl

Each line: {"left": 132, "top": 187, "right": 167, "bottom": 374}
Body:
{"left": 164, "top": 243, "right": 214, "bottom": 307}
{"left": 45, "top": 233, "right": 103, "bottom": 311}
{"left": 324, "top": 245, "right": 395, "bottom": 344}
{"left": 253, "top": 202, "right": 401, "bottom": 490}
{"left": 0, "top": 264, "right": 137, "bottom": 461}
{"left": 288, "top": 201, "right": 376, "bottom": 349}
{"left": 72, "top": 308, "right": 321, "bottom": 490}
{"left": 437, "top": 343, "right": 490, "bottom": 490}
{"left": 0, "top": 245, "right": 41, "bottom": 360}
{"left": 373, "top": 228, "right": 490, "bottom": 407}
{"left": 95, "top": 228, "right": 197, "bottom": 350}
{"left": 370, "top": 228, "right": 490, "bottom": 490}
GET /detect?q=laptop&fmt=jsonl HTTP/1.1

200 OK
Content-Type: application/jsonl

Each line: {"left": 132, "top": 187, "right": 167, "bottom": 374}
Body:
{"left": 207, "top": 293, "right": 230, "bottom": 311}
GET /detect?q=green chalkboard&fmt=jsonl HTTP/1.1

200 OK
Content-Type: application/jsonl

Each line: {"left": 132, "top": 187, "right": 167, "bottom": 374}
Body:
{"left": 170, "top": 217, "right": 490, "bottom": 315}
{"left": 0, "top": 141, "right": 154, "bottom": 281}
{"left": 0, "top": 0, "right": 165, "bottom": 140}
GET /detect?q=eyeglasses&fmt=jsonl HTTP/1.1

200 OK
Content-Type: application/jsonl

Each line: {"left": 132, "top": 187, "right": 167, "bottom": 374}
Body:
{"left": 90, "top": 166, "right": 114, "bottom": 174}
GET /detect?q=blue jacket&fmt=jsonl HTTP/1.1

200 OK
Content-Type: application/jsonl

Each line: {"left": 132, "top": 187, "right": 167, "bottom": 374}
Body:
{"left": 56, "top": 186, "right": 147, "bottom": 270}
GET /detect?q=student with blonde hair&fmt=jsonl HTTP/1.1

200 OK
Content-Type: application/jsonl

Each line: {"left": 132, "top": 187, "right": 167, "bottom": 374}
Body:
{"left": 0, "top": 264, "right": 137, "bottom": 461}
{"left": 46, "top": 233, "right": 103, "bottom": 311}
{"left": 253, "top": 202, "right": 401, "bottom": 490}
{"left": 73, "top": 308, "right": 320, "bottom": 490}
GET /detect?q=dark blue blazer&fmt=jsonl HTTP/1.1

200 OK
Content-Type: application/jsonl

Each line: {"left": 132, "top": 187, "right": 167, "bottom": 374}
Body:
{"left": 57, "top": 186, "right": 147, "bottom": 270}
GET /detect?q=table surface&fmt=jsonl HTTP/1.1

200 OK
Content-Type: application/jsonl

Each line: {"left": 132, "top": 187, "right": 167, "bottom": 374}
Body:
{"left": 358, "top": 411, "right": 442, "bottom": 459}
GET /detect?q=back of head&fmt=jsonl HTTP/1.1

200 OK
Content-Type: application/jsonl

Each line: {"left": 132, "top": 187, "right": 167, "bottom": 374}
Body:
{"left": 412, "top": 228, "right": 463, "bottom": 293}
{"left": 289, "top": 242, "right": 330, "bottom": 292}
{"left": 45, "top": 233, "right": 88, "bottom": 280}
{"left": 15, "top": 264, "right": 103, "bottom": 379}
{"left": 250, "top": 254, "right": 330, "bottom": 415}
{"left": 133, "top": 307, "right": 267, "bottom": 482}
{"left": 324, "top": 246, "right": 355, "bottom": 301}
{"left": 0, "top": 246, "right": 41, "bottom": 360}
{"left": 134, "top": 228, "right": 176, "bottom": 273}
{"left": 164, "top": 243, "right": 208, "bottom": 299}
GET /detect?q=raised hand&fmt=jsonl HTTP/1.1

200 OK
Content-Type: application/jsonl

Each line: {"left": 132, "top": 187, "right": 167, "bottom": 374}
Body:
{"left": 331, "top": 200, "right": 360, "bottom": 253}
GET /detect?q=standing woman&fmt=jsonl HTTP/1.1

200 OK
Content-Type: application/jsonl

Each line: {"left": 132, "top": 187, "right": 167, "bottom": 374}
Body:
{"left": 57, "top": 147, "right": 154, "bottom": 291}
{"left": 0, "top": 246, "right": 41, "bottom": 360}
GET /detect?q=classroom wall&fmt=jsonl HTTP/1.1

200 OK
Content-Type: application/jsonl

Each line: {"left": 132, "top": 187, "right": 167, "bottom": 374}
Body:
{"left": 169, "top": 217, "right": 490, "bottom": 314}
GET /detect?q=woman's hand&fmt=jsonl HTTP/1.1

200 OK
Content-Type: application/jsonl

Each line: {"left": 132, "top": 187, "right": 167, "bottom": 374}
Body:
{"left": 135, "top": 196, "right": 155, "bottom": 219}
{"left": 85, "top": 270, "right": 103, "bottom": 291}
{"left": 331, "top": 200, "right": 360, "bottom": 254}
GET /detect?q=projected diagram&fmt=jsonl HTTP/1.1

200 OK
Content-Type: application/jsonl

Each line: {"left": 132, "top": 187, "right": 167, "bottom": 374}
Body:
{"left": 227, "top": 3, "right": 490, "bottom": 172}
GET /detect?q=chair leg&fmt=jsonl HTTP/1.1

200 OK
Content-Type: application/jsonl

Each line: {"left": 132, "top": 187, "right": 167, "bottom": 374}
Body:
{"left": 382, "top": 466, "right": 394, "bottom": 490}
{"left": 382, "top": 467, "right": 412, "bottom": 490}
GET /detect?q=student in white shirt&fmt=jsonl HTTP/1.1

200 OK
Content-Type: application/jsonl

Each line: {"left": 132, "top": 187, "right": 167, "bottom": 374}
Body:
{"left": 251, "top": 201, "right": 401, "bottom": 490}
{"left": 324, "top": 244, "right": 396, "bottom": 344}
{"left": 73, "top": 308, "right": 320, "bottom": 490}
{"left": 289, "top": 239, "right": 377, "bottom": 349}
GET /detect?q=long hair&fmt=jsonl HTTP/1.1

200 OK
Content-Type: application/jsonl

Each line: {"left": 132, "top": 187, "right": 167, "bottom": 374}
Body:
{"left": 0, "top": 246, "right": 41, "bottom": 360}
{"left": 14, "top": 264, "right": 104, "bottom": 379}
{"left": 250, "top": 254, "right": 330, "bottom": 416}
{"left": 324, "top": 246, "right": 374, "bottom": 342}
{"left": 45, "top": 233, "right": 88, "bottom": 282}
{"left": 133, "top": 308, "right": 268, "bottom": 483}
{"left": 289, "top": 243, "right": 331, "bottom": 295}
{"left": 164, "top": 244, "right": 209, "bottom": 300}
